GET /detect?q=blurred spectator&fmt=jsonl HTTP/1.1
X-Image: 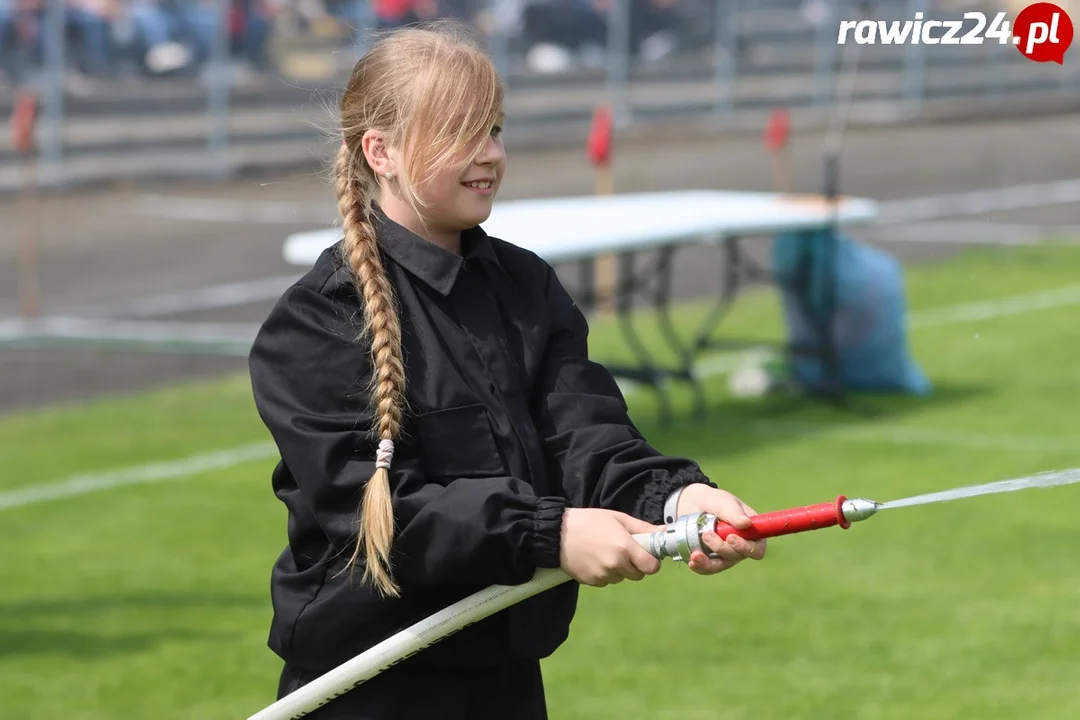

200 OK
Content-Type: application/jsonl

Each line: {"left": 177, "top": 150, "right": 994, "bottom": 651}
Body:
{"left": 0, "top": 0, "right": 15, "bottom": 88}
{"left": 125, "top": 0, "right": 191, "bottom": 74}
{"left": 322, "top": 0, "right": 364, "bottom": 34}
{"left": 232, "top": 0, "right": 275, "bottom": 68}
{"left": 515, "top": 0, "right": 683, "bottom": 74}
{"left": 67, "top": 0, "right": 112, "bottom": 76}
{"left": 0, "top": 0, "right": 795, "bottom": 95}
{"left": 371, "top": 0, "right": 439, "bottom": 29}
{"left": 127, "top": 0, "right": 280, "bottom": 83}
{"left": 0, "top": 0, "right": 285, "bottom": 89}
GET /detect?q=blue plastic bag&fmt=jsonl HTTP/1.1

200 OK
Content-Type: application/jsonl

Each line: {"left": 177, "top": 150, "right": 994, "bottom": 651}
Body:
{"left": 770, "top": 228, "right": 932, "bottom": 396}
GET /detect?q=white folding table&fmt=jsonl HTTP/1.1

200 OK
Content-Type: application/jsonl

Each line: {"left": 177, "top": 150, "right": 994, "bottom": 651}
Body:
{"left": 283, "top": 190, "right": 880, "bottom": 424}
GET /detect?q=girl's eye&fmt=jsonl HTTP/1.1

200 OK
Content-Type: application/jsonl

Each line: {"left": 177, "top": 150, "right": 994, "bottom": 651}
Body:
{"left": 491, "top": 125, "right": 503, "bottom": 137}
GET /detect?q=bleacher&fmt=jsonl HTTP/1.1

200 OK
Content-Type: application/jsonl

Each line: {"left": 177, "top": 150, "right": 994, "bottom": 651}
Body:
{"left": 2, "top": 0, "right": 1078, "bottom": 193}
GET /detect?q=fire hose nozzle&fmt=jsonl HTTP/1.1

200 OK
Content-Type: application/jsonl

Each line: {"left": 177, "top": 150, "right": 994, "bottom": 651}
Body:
{"left": 840, "top": 497, "right": 881, "bottom": 523}
{"left": 635, "top": 512, "right": 718, "bottom": 562}
{"left": 633, "top": 495, "right": 881, "bottom": 562}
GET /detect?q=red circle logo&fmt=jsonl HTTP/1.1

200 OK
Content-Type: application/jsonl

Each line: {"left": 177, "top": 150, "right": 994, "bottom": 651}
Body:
{"left": 1013, "top": 2, "right": 1074, "bottom": 64}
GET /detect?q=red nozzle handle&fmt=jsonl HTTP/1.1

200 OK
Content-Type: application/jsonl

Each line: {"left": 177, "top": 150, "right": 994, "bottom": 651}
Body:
{"left": 713, "top": 495, "right": 850, "bottom": 541}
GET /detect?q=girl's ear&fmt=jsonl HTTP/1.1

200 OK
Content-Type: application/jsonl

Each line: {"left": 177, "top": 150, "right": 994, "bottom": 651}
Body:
{"left": 361, "top": 130, "right": 394, "bottom": 178}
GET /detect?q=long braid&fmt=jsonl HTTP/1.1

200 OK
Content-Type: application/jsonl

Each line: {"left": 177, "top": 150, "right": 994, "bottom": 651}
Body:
{"left": 335, "top": 144, "right": 406, "bottom": 598}
{"left": 327, "top": 19, "right": 504, "bottom": 597}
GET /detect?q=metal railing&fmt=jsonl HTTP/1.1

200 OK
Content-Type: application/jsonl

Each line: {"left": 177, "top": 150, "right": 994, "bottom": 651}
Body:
{"left": 1, "top": 0, "right": 1077, "bottom": 189}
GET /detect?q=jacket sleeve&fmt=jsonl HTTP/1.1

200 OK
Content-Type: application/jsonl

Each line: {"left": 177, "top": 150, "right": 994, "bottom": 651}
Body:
{"left": 248, "top": 277, "right": 567, "bottom": 588}
{"left": 531, "top": 262, "right": 716, "bottom": 524}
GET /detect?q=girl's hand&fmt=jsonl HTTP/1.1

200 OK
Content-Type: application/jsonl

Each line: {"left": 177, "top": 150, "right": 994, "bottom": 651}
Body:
{"left": 676, "top": 484, "right": 766, "bottom": 575}
{"left": 559, "top": 508, "right": 664, "bottom": 587}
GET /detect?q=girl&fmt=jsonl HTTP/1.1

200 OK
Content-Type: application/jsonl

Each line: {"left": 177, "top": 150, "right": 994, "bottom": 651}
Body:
{"left": 248, "top": 19, "right": 765, "bottom": 720}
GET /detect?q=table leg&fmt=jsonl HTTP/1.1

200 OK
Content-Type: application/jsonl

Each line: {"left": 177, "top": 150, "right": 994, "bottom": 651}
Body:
{"left": 688, "top": 234, "right": 777, "bottom": 358}
{"left": 613, "top": 251, "right": 673, "bottom": 427}
{"left": 689, "top": 236, "right": 743, "bottom": 357}
{"left": 574, "top": 254, "right": 672, "bottom": 425}
{"left": 578, "top": 256, "right": 597, "bottom": 311}
{"left": 652, "top": 246, "right": 707, "bottom": 421}
{"left": 819, "top": 227, "right": 841, "bottom": 398}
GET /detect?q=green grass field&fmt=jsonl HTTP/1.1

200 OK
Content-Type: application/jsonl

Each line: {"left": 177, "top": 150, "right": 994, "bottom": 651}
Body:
{"left": 3, "top": 244, "right": 1080, "bottom": 720}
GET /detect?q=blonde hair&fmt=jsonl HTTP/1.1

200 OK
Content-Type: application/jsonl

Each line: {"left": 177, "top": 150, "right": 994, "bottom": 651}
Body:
{"left": 335, "top": 20, "right": 504, "bottom": 598}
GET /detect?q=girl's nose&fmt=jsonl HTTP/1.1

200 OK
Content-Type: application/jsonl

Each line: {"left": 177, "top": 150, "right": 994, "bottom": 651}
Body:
{"left": 475, "top": 135, "right": 504, "bottom": 165}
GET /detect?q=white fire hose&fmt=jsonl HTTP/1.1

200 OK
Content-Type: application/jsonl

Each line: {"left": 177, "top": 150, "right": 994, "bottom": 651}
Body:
{"left": 246, "top": 513, "right": 717, "bottom": 720}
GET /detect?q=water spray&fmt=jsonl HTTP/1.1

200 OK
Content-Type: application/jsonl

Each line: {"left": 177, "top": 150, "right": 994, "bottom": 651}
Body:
{"left": 246, "top": 468, "right": 1080, "bottom": 720}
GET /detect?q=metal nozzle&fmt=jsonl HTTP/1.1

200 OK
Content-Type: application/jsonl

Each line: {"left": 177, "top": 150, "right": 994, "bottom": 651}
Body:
{"left": 634, "top": 497, "right": 882, "bottom": 563}
{"left": 636, "top": 512, "right": 716, "bottom": 562}
{"left": 840, "top": 497, "right": 881, "bottom": 524}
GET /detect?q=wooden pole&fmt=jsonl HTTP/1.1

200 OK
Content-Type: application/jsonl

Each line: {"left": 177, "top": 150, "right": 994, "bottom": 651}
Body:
{"left": 12, "top": 89, "right": 41, "bottom": 319}
{"left": 772, "top": 142, "right": 793, "bottom": 194}
{"left": 593, "top": 165, "right": 616, "bottom": 314}
{"left": 19, "top": 155, "right": 41, "bottom": 319}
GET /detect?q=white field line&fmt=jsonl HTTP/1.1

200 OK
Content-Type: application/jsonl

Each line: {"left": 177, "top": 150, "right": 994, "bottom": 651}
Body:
{"left": 2, "top": 422, "right": 1075, "bottom": 513}
{"left": 875, "top": 178, "right": 1080, "bottom": 225}
{"left": 5, "top": 274, "right": 1080, "bottom": 352}
{"left": 127, "top": 179, "right": 1080, "bottom": 228}
{"left": 4, "top": 278, "right": 1080, "bottom": 512}
{"left": 909, "top": 283, "right": 1080, "bottom": 329}
{"left": 0, "top": 316, "right": 261, "bottom": 345}
{"left": 869, "top": 221, "right": 1080, "bottom": 246}
{"left": 0, "top": 442, "right": 277, "bottom": 511}
{"left": 78, "top": 274, "right": 301, "bottom": 319}
{"left": 131, "top": 194, "right": 336, "bottom": 225}
{"left": 739, "top": 422, "right": 1080, "bottom": 454}
{"left": 612, "top": 281, "right": 1080, "bottom": 395}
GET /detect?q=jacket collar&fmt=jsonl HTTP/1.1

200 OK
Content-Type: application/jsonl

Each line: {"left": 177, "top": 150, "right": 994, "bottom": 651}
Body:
{"left": 372, "top": 206, "right": 502, "bottom": 296}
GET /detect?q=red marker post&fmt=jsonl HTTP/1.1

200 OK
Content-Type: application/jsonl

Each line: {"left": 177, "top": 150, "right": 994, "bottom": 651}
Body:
{"left": 1013, "top": 2, "right": 1074, "bottom": 64}
{"left": 586, "top": 105, "right": 616, "bottom": 313}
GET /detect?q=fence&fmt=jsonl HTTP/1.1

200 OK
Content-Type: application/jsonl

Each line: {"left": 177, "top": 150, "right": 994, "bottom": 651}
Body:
{"left": 1, "top": 0, "right": 1078, "bottom": 191}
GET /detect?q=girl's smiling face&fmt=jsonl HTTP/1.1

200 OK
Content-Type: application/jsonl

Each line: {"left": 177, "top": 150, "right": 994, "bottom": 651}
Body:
{"left": 363, "top": 115, "right": 506, "bottom": 254}
{"left": 415, "top": 121, "right": 506, "bottom": 232}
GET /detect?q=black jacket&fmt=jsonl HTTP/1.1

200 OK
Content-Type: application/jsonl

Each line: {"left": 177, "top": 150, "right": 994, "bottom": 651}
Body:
{"left": 248, "top": 210, "right": 714, "bottom": 677}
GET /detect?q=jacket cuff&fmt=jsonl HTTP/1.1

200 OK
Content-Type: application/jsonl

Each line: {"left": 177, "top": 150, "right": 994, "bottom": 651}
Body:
{"left": 639, "top": 468, "right": 717, "bottom": 525}
{"left": 528, "top": 496, "right": 569, "bottom": 569}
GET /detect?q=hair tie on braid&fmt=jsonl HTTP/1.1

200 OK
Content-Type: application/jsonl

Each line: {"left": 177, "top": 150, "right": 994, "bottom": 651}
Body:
{"left": 375, "top": 438, "right": 395, "bottom": 469}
